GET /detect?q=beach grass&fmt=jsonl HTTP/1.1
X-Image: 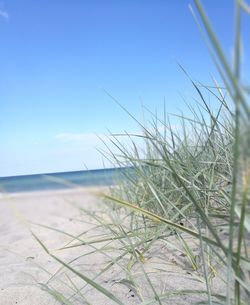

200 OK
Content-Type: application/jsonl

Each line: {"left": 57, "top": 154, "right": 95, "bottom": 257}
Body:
{"left": 33, "top": 1, "right": 250, "bottom": 304}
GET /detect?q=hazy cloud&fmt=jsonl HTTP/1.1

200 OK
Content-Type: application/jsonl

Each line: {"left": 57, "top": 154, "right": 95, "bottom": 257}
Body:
{"left": 55, "top": 132, "right": 100, "bottom": 145}
{"left": 0, "top": 10, "right": 9, "bottom": 20}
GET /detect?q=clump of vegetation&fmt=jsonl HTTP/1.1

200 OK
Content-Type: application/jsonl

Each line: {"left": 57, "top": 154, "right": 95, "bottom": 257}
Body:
{"left": 34, "top": 1, "right": 250, "bottom": 304}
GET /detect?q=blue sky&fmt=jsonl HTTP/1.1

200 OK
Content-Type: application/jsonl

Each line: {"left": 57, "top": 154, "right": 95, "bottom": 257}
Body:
{"left": 1, "top": 0, "right": 235, "bottom": 176}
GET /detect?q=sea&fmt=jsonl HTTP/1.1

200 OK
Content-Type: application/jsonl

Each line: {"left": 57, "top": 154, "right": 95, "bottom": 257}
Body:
{"left": 0, "top": 167, "right": 130, "bottom": 193}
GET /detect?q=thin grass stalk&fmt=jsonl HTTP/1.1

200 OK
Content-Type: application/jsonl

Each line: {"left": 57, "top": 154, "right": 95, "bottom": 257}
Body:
{"left": 233, "top": 1, "right": 243, "bottom": 302}
{"left": 31, "top": 231, "right": 126, "bottom": 305}
{"left": 194, "top": 0, "right": 250, "bottom": 118}
{"left": 198, "top": 217, "right": 212, "bottom": 305}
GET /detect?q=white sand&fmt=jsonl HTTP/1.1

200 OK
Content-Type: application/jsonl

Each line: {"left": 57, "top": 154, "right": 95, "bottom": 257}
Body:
{"left": 0, "top": 187, "right": 107, "bottom": 305}
{"left": 0, "top": 187, "right": 222, "bottom": 305}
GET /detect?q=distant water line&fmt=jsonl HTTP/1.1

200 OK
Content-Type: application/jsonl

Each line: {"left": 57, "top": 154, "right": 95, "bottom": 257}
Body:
{"left": 0, "top": 167, "right": 133, "bottom": 193}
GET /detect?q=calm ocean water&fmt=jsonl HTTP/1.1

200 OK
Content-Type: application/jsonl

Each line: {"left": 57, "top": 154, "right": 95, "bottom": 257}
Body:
{"left": 0, "top": 168, "right": 130, "bottom": 193}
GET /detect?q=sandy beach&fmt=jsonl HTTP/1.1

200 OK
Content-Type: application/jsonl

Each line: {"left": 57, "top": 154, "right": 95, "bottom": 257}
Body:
{"left": 0, "top": 187, "right": 108, "bottom": 305}
{"left": 0, "top": 187, "right": 224, "bottom": 305}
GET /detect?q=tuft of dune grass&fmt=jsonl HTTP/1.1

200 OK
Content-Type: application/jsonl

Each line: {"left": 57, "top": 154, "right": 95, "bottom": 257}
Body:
{"left": 34, "top": 1, "right": 250, "bottom": 304}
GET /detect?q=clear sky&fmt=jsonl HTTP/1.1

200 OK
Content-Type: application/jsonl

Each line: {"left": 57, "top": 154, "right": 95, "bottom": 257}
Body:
{"left": 1, "top": 0, "right": 235, "bottom": 176}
